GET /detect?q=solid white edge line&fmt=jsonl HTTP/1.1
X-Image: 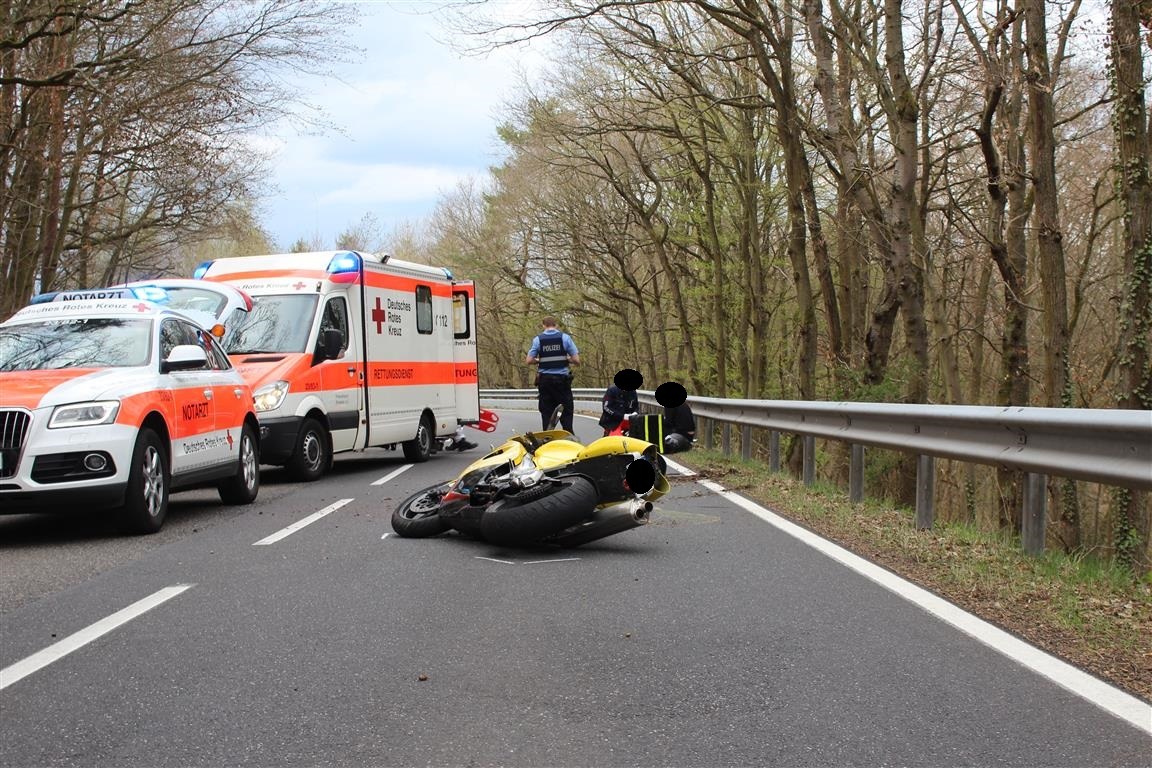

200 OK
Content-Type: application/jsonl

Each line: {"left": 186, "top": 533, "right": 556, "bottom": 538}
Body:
{"left": 523, "top": 558, "right": 581, "bottom": 565}
{"left": 0, "top": 584, "right": 194, "bottom": 691}
{"left": 697, "top": 478, "right": 1152, "bottom": 736}
{"left": 475, "top": 556, "right": 516, "bottom": 565}
{"left": 371, "top": 463, "right": 414, "bottom": 486}
{"left": 252, "top": 498, "right": 354, "bottom": 546}
{"left": 662, "top": 456, "right": 696, "bottom": 476}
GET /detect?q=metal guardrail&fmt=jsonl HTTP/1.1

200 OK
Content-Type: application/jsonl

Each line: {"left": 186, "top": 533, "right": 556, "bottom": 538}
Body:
{"left": 480, "top": 388, "right": 1152, "bottom": 554}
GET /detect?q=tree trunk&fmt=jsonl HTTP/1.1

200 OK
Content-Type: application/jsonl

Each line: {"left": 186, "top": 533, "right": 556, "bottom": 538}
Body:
{"left": 1025, "top": 0, "right": 1078, "bottom": 549}
{"left": 1109, "top": 0, "right": 1152, "bottom": 574}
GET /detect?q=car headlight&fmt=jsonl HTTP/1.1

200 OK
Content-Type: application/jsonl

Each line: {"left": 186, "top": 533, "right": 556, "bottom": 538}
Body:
{"left": 48, "top": 401, "right": 120, "bottom": 428}
{"left": 253, "top": 380, "right": 290, "bottom": 412}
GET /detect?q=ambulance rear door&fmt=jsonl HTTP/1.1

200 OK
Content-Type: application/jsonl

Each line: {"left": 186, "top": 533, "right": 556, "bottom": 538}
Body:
{"left": 451, "top": 281, "right": 480, "bottom": 423}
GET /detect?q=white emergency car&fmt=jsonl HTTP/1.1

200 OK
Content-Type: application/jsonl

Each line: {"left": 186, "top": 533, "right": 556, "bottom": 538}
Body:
{"left": 0, "top": 286, "right": 260, "bottom": 533}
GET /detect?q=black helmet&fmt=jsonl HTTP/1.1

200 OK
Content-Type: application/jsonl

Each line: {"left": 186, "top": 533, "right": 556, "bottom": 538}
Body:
{"left": 663, "top": 433, "right": 691, "bottom": 454}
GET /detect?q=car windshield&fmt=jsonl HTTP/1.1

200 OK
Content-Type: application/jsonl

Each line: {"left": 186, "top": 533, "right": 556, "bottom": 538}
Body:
{"left": 135, "top": 286, "right": 229, "bottom": 318}
{"left": 0, "top": 318, "right": 153, "bottom": 371}
{"left": 224, "top": 294, "right": 318, "bottom": 354}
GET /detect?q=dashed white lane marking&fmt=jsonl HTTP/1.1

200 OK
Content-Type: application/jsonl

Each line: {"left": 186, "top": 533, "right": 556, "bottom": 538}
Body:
{"left": 698, "top": 478, "right": 1152, "bottom": 736}
{"left": 371, "top": 464, "right": 413, "bottom": 486}
{"left": 0, "top": 584, "right": 194, "bottom": 691}
{"left": 381, "top": 532, "right": 394, "bottom": 540}
{"left": 253, "top": 498, "right": 354, "bottom": 546}
{"left": 476, "top": 556, "right": 515, "bottom": 565}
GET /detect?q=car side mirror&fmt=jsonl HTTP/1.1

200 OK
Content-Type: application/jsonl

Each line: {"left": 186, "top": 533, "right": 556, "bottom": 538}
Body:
{"left": 318, "top": 328, "right": 344, "bottom": 361}
{"left": 162, "top": 344, "right": 209, "bottom": 373}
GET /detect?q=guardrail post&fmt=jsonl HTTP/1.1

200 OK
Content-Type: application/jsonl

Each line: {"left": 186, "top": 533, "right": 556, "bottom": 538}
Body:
{"left": 741, "top": 424, "right": 752, "bottom": 460}
{"left": 802, "top": 435, "right": 816, "bottom": 486}
{"left": 721, "top": 423, "right": 732, "bottom": 456}
{"left": 1021, "top": 472, "right": 1047, "bottom": 555}
{"left": 849, "top": 444, "right": 865, "bottom": 504}
{"left": 915, "top": 455, "right": 935, "bottom": 529}
{"left": 701, "top": 417, "right": 713, "bottom": 450}
{"left": 768, "top": 431, "right": 780, "bottom": 472}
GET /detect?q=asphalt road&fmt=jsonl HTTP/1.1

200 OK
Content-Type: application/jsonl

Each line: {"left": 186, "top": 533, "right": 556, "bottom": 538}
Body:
{"left": 1, "top": 410, "right": 1149, "bottom": 767}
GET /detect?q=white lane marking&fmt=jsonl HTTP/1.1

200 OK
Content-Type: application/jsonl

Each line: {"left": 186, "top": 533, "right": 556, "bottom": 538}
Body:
{"left": 0, "top": 584, "right": 193, "bottom": 691}
{"left": 662, "top": 456, "right": 696, "bottom": 476}
{"left": 381, "top": 532, "right": 394, "bottom": 540}
{"left": 253, "top": 499, "right": 354, "bottom": 546}
{"left": 698, "top": 478, "right": 1152, "bottom": 736}
{"left": 475, "top": 556, "right": 516, "bottom": 565}
{"left": 371, "top": 464, "right": 414, "bottom": 486}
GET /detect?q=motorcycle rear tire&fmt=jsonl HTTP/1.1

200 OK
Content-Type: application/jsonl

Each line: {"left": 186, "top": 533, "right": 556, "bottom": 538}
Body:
{"left": 392, "top": 483, "right": 452, "bottom": 538}
{"left": 480, "top": 476, "right": 598, "bottom": 546}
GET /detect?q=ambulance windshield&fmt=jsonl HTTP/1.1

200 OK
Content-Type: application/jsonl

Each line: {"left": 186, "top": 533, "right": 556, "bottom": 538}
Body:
{"left": 225, "top": 294, "right": 319, "bottom": 354}
{"left": 0, "top": 318, "right": 152, "bottom": 371}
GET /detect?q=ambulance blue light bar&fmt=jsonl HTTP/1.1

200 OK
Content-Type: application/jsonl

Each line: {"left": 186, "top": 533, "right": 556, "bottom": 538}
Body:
{"left": 326, "top": 251, "right": 362, "bottom": 284}
{"left": 327, "top": 251, "right": 361, "bottom": 274}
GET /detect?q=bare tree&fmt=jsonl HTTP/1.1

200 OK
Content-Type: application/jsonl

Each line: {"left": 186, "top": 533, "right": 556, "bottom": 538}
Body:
{"left": 0, "top": 0, "right": 351, "bottom": 317}
{"left": 1108, "top": 0, "right": 1151, "bottom": 572}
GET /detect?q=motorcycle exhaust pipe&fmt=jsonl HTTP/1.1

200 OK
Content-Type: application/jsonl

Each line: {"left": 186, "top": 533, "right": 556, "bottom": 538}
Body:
{"left": 548, "top": 499, "right": 653, "bottom": 548}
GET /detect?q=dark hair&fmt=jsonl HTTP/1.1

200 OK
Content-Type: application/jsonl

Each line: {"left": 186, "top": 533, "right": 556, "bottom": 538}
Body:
{"left": 542, "top": 316, "right": 557, "bottom": 327}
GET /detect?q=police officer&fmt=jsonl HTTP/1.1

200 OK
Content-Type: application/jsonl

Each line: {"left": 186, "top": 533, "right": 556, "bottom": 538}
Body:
{"left": 526, "top": 316, "right": 580, "bottom": 431}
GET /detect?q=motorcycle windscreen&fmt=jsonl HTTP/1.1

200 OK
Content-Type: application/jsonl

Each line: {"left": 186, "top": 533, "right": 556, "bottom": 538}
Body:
{"left": 452, "top": 282, "right": 480, "bottom": 423}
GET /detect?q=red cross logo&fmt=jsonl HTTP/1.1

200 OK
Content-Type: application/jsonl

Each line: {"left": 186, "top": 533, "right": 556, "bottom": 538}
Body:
{"left": 372, "top": 297, "right": 386, "bottom": 334}
{"left": 226, "top": 429, "right": 234, "bottom": 450}
{"left": 134, "top": 303, "right": 151, "bottom": 312}
{"left": 292, "top": 281, "right": 307, "bottom": 290}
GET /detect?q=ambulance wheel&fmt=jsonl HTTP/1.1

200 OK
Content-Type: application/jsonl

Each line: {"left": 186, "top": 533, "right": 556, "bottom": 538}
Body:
{"left": 117, "top": 428, "right": 169, "bottom": 534}
{"left": 218, "top": 423, "right": 260, "bottom": 504}
{"left": 402, "top": 415, "right": 434, "bottom": 463}
{"left": 287, "top": 417, "right": 330, "bottom": 481}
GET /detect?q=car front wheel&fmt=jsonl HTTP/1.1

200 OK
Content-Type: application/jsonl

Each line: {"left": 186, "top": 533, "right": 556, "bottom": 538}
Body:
{"left": 117, "top": 428, "right": 170, "bottom": 534}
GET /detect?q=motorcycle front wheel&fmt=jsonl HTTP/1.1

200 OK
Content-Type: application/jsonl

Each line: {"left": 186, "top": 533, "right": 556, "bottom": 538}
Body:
{"left": 392, "top": 483, "right": 452, "bottom": 537}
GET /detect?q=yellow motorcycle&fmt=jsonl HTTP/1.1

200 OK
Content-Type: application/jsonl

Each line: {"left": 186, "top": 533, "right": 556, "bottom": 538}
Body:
{"left": 391, "top": 428, "right": 669, "bottom": 547}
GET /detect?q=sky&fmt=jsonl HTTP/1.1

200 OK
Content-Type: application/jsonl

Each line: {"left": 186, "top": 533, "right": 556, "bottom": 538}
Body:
{"left": 252, "top": 2, "right": 538, "bottom": 252}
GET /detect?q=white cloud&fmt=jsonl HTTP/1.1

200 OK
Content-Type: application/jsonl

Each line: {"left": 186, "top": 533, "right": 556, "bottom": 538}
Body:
{"left": 252, "top": 3, "right": 535, "bottom": 247}
{"left": 317, "top": 164, "right": 475, "bottom": 205}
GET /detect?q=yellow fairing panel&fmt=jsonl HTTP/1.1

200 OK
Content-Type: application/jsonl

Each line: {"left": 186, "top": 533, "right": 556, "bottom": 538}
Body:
{"left": 578, "top": 435, "right": 655, "bottom": 459}
{"left": 531, "top": 438, "right": 586, "bottom": 470}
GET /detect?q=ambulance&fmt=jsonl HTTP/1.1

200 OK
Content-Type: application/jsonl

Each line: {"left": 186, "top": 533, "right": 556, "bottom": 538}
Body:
{"left": 0, "top": 285, "right": 261, "bottom": 533}
{"left": 192, "top": 250, "right": 480, "bottom": 481}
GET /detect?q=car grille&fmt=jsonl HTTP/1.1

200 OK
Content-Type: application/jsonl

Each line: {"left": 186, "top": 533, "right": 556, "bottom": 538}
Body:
{"left": 0, "top": 409, "right": 31, "bottom": 479}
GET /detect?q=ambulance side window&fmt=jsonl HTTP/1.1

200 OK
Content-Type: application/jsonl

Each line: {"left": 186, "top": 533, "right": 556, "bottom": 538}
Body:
{"left": 416, "top": 285, "right": 433, "bottom": 335}
{"left": 159, "top": 319, "right": 204, "bottom": 368}
{"left": 319, "top": 298, "right": 348, "bottom": 354}
{"left": 452, "top": 291, "right": 470, "bottom": 340}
